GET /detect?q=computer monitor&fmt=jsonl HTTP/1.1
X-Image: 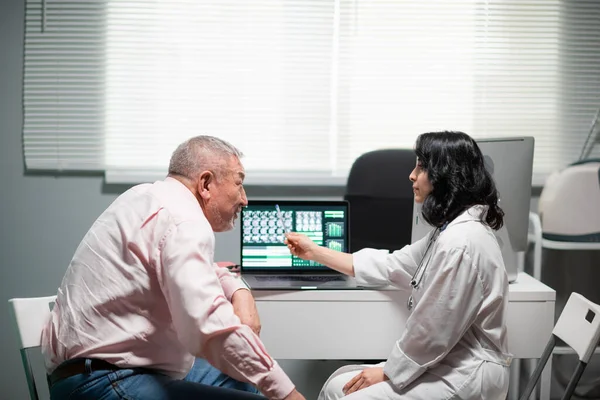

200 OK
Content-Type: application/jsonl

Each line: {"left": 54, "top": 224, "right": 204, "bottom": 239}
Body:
{"left": 411, "top": 137, "right": 535, "bottom": 282}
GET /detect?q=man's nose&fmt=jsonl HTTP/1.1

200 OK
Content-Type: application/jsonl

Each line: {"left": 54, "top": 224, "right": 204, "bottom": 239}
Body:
{"left": 241, "top": 187, "right": 248, "bottom": 206}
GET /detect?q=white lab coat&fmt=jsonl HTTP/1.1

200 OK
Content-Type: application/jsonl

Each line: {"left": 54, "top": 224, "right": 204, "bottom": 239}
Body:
{"left": 319, "top": 206, "right": 512, "bottom": 400}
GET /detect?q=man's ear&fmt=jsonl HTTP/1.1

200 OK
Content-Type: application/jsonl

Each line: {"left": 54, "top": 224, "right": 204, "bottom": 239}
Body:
{"left": 197, "top": 170, "right": 215, "bottom": 200}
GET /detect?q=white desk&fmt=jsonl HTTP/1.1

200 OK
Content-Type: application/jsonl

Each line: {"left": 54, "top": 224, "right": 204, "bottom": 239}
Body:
{"left": 252, "top": 272, "right": 555, "bottom": 400}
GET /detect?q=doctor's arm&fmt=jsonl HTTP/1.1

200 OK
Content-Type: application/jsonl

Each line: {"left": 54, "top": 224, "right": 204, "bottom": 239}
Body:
{"left": 351, "top": 230, "right": 435, "bottom": 287}
{"left": 285, "top": 232, "right": 355, "bottom": 276}
{"left": 285, "top": 230, "right": 434, "bottom": 284}
{"left": 383, "top": 247, "right": 483, "bottom": 390}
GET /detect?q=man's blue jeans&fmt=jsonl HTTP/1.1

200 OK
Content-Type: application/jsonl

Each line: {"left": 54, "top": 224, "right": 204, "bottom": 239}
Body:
{"left": 49, "top": 358, "right": 265, "bottom": 399}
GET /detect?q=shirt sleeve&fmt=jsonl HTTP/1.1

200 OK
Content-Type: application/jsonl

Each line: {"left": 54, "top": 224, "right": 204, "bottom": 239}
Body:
{"left": 353, "top": 230, "right": 435, "bottom": 288}
{"left": 383, "top": 246, "right": 484, "bottom": 390}
{"left": 157, "top": 222, "right": 295, "bottom": 400}
{"left": 214, "top": 264, "right": 247, "bottom": 301}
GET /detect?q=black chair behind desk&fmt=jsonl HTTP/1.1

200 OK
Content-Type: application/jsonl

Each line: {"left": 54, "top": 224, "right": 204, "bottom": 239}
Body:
{"left": 345, "top": 148, "right": 416, "bottom": 253}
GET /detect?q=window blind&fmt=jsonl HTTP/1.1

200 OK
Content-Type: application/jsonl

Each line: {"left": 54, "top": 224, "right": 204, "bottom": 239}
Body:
{"left": 24, "top": 0, "right": 107, "bottom": 170}
{"left": 23, "top": 0, "right": 600, "bottom": 185}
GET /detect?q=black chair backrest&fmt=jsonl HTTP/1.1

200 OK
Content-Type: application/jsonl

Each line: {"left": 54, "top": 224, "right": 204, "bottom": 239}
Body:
{"left": 344, "top": 148, "right": 416, "bottom": 252}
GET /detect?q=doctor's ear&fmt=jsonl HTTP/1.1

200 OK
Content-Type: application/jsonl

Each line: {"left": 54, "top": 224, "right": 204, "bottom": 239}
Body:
{"left": 197, "top": 170, "right": 215, "bottom": 200}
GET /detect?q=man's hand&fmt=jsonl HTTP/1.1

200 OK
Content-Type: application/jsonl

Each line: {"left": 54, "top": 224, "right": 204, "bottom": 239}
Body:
{"left": 343, "top": 367, "right": 389, "bottom": 395}
{"left": 215, "top": 261, "right": 240, "bottom": 274}
{"left": 282, "top": 389, "right": 306, "bottom": 400}
{"left": 231, "top": 289, "right": 261, "bottom": 336}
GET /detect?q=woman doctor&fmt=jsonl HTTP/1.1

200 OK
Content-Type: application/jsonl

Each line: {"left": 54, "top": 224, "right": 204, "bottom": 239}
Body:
{"left": 285, "top": 131, "right": 512, "bottom": 400}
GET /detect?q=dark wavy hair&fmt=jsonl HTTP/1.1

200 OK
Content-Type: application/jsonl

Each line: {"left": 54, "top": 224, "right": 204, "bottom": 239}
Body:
{"left": 415, "top": 131, "right": 504, "bottom": 230}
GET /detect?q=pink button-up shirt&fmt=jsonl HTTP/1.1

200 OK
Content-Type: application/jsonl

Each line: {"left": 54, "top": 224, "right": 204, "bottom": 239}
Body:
{"left": 41, "top": 177, "right": 294, "bottom": 399}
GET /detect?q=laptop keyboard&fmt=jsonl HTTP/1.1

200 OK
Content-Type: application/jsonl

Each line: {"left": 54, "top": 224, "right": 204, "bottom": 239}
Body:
{"left": 255, "top": 275, "right": 345, "bottom": 282}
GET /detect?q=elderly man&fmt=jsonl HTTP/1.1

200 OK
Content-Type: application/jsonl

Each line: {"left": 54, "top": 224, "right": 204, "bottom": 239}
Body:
{"left": 42, "top": 136, "right": 305, "bottom": 400}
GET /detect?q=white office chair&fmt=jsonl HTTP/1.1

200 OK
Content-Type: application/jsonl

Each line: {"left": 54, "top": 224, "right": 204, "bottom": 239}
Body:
{"left": 8, "top": 296, "right": 57, "bottom": 400}
{"left": 519, "top": 292, "right": 600, "bottom": 400}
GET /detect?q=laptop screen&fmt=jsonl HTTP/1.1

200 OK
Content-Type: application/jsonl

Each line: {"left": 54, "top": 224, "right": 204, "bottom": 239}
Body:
{"left": 240, "top": 200, "right": 350, "bottom": 272}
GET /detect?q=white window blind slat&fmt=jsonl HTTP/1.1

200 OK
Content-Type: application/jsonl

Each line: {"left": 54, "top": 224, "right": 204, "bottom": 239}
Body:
{"left": 23, "top": 0, "right": 600, "bottom": 185}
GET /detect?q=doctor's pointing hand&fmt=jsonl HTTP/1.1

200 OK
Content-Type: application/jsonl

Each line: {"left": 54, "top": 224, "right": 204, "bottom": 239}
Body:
{"left": 284, "top": 232, "right": 317, "bottom": 259}
{"left": 284, "top": 232, "right": 356, "bottom": 277}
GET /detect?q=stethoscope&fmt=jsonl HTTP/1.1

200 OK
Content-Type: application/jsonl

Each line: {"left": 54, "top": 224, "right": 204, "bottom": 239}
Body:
{"left": 406, "top": 221, "right": 448, "bottom": 311}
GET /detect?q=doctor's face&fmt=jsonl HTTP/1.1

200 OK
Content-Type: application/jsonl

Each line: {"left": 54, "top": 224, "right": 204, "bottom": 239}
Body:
{"left": 409, "top": 158, "right": 433, "bottom": 203}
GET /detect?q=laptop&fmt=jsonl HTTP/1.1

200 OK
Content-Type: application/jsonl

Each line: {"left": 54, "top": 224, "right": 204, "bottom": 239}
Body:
{"left": 240, "top": 200, "right": 362, "bottom": 290}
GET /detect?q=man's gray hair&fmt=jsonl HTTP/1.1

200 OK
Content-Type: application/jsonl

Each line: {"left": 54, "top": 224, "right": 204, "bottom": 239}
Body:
{"left": 168, "top": 136, "right": 243, "bottom": 180}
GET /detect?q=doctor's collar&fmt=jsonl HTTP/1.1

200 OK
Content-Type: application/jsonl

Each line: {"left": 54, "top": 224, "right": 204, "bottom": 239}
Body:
{"left": 443, "top": 205, "right": 489, "bottom": 230}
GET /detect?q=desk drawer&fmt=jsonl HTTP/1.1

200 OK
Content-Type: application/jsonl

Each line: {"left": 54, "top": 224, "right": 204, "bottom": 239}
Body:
{"left": 507, "top": 300, "right": 555, "bottom": 358}
{"left": 257, "top": 298, "right": 407, "bottom": 360}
